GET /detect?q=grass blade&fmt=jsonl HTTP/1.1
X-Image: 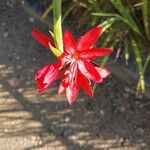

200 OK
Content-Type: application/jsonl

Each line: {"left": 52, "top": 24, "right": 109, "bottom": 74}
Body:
{"left": 62, "top": 3, "right": 78, "bottom": 22}
{"left": 40, "top": 4, "right": 53, "bottom": 21}
{"left": 142, "top": 0, "right": 150, "bottom": 40}
{"left": 100, "top": 17, "right": 118, "bottom": 33}
{"left": 92, "top": 12, "right": 122, "bottom": 19}
{"left": 109, "top": 0, "right": 143, "bottom": 37}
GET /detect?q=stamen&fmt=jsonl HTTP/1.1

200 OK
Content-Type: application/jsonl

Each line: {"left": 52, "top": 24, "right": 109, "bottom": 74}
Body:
{"left": 72, "top": 52, "right": 80, "bottom": 59}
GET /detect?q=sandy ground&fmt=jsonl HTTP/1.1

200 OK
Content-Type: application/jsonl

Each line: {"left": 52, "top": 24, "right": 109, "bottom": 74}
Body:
{"left": 0, "top": 2, "right": 150, "bottom": 150}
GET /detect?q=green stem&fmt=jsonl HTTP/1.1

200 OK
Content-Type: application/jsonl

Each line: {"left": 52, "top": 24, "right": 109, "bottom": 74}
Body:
{"left": 131, "top": 37, "right": 145, "bottom": 92}
{"left": 137, "top": 52, "right": 150, "bottom": 90}
{"left": 124, "top": 39, "right": 129, "bottom": 65}
{"left": 53, "top": 0, "right": 63, "bottom": 52}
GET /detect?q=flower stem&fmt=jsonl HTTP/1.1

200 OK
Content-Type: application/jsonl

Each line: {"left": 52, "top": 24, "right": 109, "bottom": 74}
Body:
{"left": 53, "top": 0, "right": 63, "bottom": 52}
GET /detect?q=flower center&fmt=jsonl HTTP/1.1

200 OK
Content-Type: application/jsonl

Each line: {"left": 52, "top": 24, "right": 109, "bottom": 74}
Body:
{"left": 72, "top": 52, "right": 80, "bottom": 59}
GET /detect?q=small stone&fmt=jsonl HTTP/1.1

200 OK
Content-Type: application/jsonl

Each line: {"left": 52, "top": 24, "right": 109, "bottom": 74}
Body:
{"left": 135, "top": 92, "right": 143, "bottom": 99}
{"left": 117, "top": 138, "right": 124, "bottom": 146}
{"left": 3, "top": 32, "right": 9, "bottom": 38}
{"left": 135, "top": 101, "right": 143, "bottom": 108}
{"left": 63, "top": 129, "right": 72, "bottom": 136}
{"left": 79, "top": 140, "right": 86, "bottom": 146}
{"left": 38, "top": 140, "right": 43, "bottom": 145}
{"left": 18, "top": 88, "right": 23, "bottom": 92}
{"left": 99, "top": 109, "right": 105, "bottom": 116}
{"left": 32, "top": 57, "right": 36, "bottom": 61}
{"left": 6, "top": 1, "right": 13, "bottom": 7}
{"left": 122, "top": 93, "right": 129, "bottom": 98}
{"left": 124, "top": 87, "right": 130, "bottom": 93}
{"left": 52, "top": 121, "right": 57, "bottom": 125}
{"left": 31, "top": 136, "right": 36, "bottom": 140}
{"left": 60, "top": 118, "right": 64, "bottom": 122}
{"left": 29, "top": 17, "right": 35, "bottom": 23}
{"left": 16, "top": 56, "right": 20, "bottom": 60}
{"left": 21, "top": 0, "right": 25, "bottom": 4}
{"left": 65, "top": 116, "right": 70, "bottom": 122}
{"left": 69, "top": 135, "right": 77, "bottom": 140}
{"left": 111, "top": 105, "right": 120, "bottom": 115}
{"left": 130, "top": 88, "right": 135, "bottom": 94}
{"left": 1, "top": 22, "right": 5, "bottom": 26}
{"left": 135, "top": 101, "right": 140, "bottom": 106}
{"left": 110, "top": 93, "right": 114, "bottom": 99}
{"left": 4, "top": 128, "right": 8, "bottom": 132}
{"left": 119, "top": 106, "right": 125, "bottom": 112}
{"left": 124, "top": 139, "right": 131, "bottom": 146}
{"left": 6, "top": 1, "right": 10, "bottom": 6}
{"left": 136, "top": 127, "right": 144, "bottom": 136}
{"left": 118, "top": 138, "right": 124, "bottom": 143}
{"left": 34, "top": 143, "right": 39, "bottom": 147}
{"left": 36, "top": 136, "right": 40, "bottom": 140}
{"left": 139, "top": 104, "right": 143, "bottom": 108}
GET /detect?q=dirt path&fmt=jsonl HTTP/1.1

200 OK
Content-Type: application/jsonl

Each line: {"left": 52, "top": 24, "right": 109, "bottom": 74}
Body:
{"left": 0, "top": 3, "right": 150, "bottom": 150}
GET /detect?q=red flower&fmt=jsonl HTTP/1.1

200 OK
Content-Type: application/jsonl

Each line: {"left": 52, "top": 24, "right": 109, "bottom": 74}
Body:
{"left": 32, "top": 26, "right": 112, "bottom": 105}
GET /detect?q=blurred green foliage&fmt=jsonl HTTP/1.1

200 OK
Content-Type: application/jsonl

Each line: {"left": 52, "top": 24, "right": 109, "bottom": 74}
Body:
{"left": 0, "top": 0, "right": 5, "bottom": 9}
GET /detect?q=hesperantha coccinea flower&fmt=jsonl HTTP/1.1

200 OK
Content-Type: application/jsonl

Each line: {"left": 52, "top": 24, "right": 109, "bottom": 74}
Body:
{"left": 32, "top": 26, "right": 112, "bottom": 105}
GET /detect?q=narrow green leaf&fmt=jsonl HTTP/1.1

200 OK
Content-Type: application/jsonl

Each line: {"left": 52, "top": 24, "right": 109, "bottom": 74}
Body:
{"left": 62, "top": 3, "right": 78, "bottom": 22}
{"left": 92, "top": 12, "right": 122, "bottom": 19}
{"left": 142, "top": 0, "right": 150, "bottom": 40}
{"left": 100, "top": 17, "right": 118, "bottom": 33}
{"left": 40, "top": 4, "right": 53, "bottom": 21}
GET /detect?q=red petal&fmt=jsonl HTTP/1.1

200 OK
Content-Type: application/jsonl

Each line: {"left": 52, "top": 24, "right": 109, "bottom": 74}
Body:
{"left": 58, "top": 81, "right": 65, "bottom": 94}
{"left": 95, "top": 67, "right": 111, "bottom": 78}
{"left": 63, "top": 30, "right": 76, "bottom": 54}
{"left": 58, "top": 77, "right": 69, "bottom": 94}
{"left": 37, "top": 75, "right": 53, "bottom": 93}
{"left": 66, "top": 86, "right": 79, "bottom": 105}
{"left": 35, "top": 64, "right": 58, "bottom": 93}
{"left": 34, "top": 64, "right": 50, "bottom": 80}
{"left": 43, "top": 65, "right": 58, "bottom": 84}
{"left": 78, "top": 59, "right": 102, "bottom": 82}
{"left": 68, "top": 62, "right": 78, "bottom": 90}
{"left": 31, "top": 28, "right": 54, "bottom": 48}
{"left": 57, "top": 53, "right": 71, "bottom": 68}
{"left": 78, "top": 71, "right": 93, "bottom": 97}
{"left": 36, "top": 76, "right": 46, "bottom": 93}
{"left": 76, "top": 26, "right": 102, "bottom": 51}
{"left": 57, "top": 69, "right": 68, "bottom": 79}
{"left": 80, "top": 48, "right": 112, "bottom": 59}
